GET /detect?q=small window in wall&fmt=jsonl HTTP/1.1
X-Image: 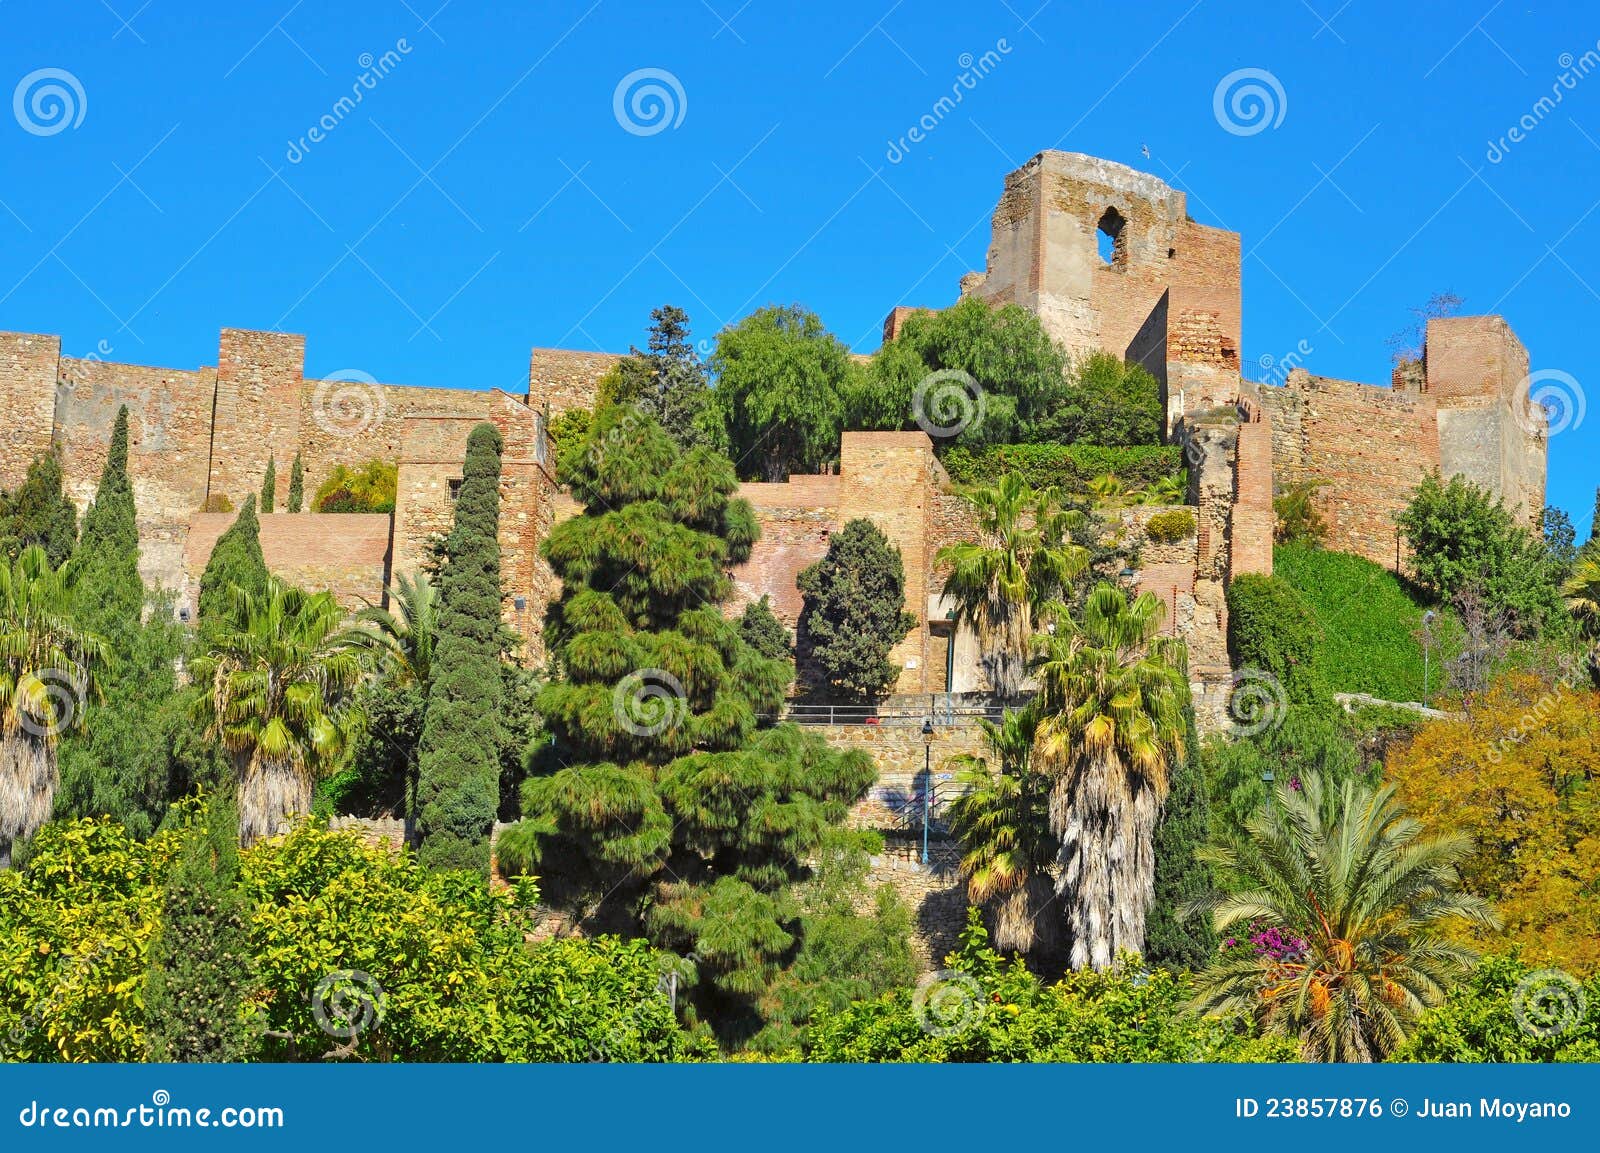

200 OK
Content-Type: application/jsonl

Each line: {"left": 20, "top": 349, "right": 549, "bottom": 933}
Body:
{"left": 1096, "top": 207, "right": 1126, "bottom": 267}
{"left": 448, "top": 477, "right": 463, "bottom": 502}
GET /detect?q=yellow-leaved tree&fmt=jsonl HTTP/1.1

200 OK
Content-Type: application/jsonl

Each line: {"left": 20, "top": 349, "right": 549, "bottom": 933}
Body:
{"left": 1387, "top": 672, "right": 1600, "bottom": 975}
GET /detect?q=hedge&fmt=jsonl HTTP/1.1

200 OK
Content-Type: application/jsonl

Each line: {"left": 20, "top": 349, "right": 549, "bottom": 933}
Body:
{"left": 1225, "top": 572, "right": 1328, "bottom": 709}
{"left": 942, "top": 443, "right": 1184, "bottom": 492}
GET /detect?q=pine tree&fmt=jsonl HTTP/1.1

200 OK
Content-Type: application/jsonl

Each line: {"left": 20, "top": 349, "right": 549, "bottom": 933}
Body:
{"left": 738, "top": 595, "right": 792, "bottom": 662}
{"left": 797, "top": 519, "right": 916, "bottom": 701}
{"left": 415, "top": 423, "right": 506, "bottom": 873}
{"left": 73, "top": 405, "right": 142, "bottom": 635}
{"left": 604, "top": 305, "right": 724, "bottom": 454}
{"left": 500, "top": 407, "right": 876, "bottom": 1039}
{"left": 287, "top": 453, "right": 304, "bottom": 514}
{"left": 260, "top": 455, "right": 276, "bottom": 514}
{"left": 1144, "top": 710, "right": 1218, "bottom": 969}
{"left": 144, "top": 795, "right": 254, "bottom": 1061}
{"left": 198, "top": 495, "right": 268, "bottom": 628}
{"left": 0, "top": 451, "right": 77, "bottom": 566}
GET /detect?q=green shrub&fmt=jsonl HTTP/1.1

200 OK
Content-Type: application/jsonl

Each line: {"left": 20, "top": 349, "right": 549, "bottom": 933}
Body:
{"left": 1274, "top": 541, "right": 1428, "bottom": 701}
{"left": 1226, "top": 573, "right": 1327, "bottom": 709}
{"left": 1145, "top": 509, "right": 1196, "bottom": 543}
{"left": 314, "top": 460, "right": 397, "bottom": 514}
{"left": 943, "top": 443, "right": 1183, "bottom": 493}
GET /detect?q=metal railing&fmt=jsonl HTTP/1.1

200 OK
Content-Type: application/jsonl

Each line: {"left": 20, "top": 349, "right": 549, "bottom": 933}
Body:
{"left": 760, "top": 693, "right": 1007, "bottom": 727}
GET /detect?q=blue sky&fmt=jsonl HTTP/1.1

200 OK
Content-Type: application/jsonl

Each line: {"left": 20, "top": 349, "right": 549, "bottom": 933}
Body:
{"left": 1, "top": 0, "right": 1596, "bottom": 528}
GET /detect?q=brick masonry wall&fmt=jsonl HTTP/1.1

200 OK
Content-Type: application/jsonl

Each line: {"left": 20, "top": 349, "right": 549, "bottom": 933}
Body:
{"left": 208, "top": 329, "right": 305, "bottom": 507}
{"left": 528, "top": 348, "right": 622, "bottom": 419}
{"left": 1260, "top": 370, "right": 1440, "bottom": 567}
{"left": 0, "top": 332, "right": 60, "bottom": 484}
{"left": 183, "top": 512, "right": 391, "bottom": 612}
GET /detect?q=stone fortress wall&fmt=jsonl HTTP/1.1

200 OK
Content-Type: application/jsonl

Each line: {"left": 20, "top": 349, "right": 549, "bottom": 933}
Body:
{"left": 0, "top": 150, "right": 1548, "bottom": 710}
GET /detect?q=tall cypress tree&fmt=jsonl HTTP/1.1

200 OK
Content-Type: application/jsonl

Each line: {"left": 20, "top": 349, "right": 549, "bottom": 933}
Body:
{"left": 260, "top": 456, "right": 276, "bottom": 514}
{"left": 74, "top": 405, "right": 142, "bottom": 635}
{"left": 57, "top": 404, "right": 189, "bottom": 839}
{"left": 1144, "top": 710, "right": 1218, "bottom": 969}
{"left": 287, "top": 453, "right": 304, "bottom": 514}
{"left": 0, "top": 451, "right": 77, "bottom": 565}
{"left": 415, "top": 423, "right": 506, "bottom": 872}
{"left": 144, "top": 795, "right": 254, "bottom": 1061}
{"left": 198, "top": 495, "right": 268, "bottom": 627}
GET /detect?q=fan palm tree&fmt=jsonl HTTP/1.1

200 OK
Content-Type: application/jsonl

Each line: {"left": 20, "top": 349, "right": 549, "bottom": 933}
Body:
{"left": 943, "top": 706, "right": 1059, "bottom": 956}
{"left": 191, "top": 578, "right": 365, "bottom": 845}
{"left": 1563, "top": 554, "right": 1600, "bottom": 641}
{"left": 356, "top": 571, "right": 437, "bottom": 686}
{"left": 1136, "top": 473, "right": 1186, "bottom": 506}
{"left": 0, "top": 547, "right": 106, "bottom": 867}
{"left": 937, "top": 473, "right": 1088, "bottom": 700}
{"left": 1190, "top": 773, "right": 1498, "bottom": 1062}
{"left": 1032, "top": 582, "right": 1188, "bottom": 970}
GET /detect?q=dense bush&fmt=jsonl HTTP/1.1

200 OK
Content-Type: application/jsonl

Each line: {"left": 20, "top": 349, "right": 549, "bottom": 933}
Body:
{"left": 1274, "top": 541, "right": 1429, "bottom": 701}
{"left": 803, "top": 912, "right": 1293, "bottom": 1062}
{"left": 1145, "top": 509, "right": 1196, "bottom": 543}
{"left": 0, "top": 816, "right": 703, "bottom": 1063}
{"left": 1394, "top": 954, "right": 1600, "bottom": 1062}
{"left": 1225, "top": 572, "right": 1327, "bottom": 708}
{"left": 314, "top": 460, "right": 397, "bottom": 514}
{"left": 942, "top": 443, "right": 1184, "bottom": 493}
{"left": 1031, "top": 350, "right": 1164, "bottom": 447}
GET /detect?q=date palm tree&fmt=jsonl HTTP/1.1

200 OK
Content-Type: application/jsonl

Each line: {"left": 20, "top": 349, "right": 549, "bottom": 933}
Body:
{"left": 943, "top": 706, "right": 1059, "bottom": 956}
{"left": 1563, "top": 554, "right": 1600, "bottom": 642}
{"left": 1190, "top": 773, "right": 1498, "bottom": 1062}
{"left": 1032, "top": 581, "right": 1188, "bottom": 970}
{"left": 191, "top": 577, "right": 365, "bottom": 845}
{"left": 0, "top": 546, "right": 105, "bottom": 867}
{"left": 938, "top": 473, "right": 1088, "bottom": 700}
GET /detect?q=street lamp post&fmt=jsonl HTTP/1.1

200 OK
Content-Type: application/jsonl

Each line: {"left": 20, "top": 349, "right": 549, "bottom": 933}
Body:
{"left": 921, "top": 717, "right": 934, "bottom": 866}
{"left": 1422, "top": 610, "right": 1436, "bottom": 706}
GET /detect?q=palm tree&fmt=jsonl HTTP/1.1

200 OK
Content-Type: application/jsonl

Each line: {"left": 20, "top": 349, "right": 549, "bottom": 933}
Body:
{"left": 1190, "top": 773, "right": 1498, "bottom": 1062}
{"left": 1032, "top": 582, "right": 1188, "bottom": 970}
{"left": 356, "top": 571, "right": 437, "bottom": 686}
{"left": 943, "top": 706, "right": 1059, "bottom": 956}
{"left": 1563, "top": 554, "right": 1600, "bottom": 640}
{"left": 937, "top": 474, "right": 1088, "bottom": 700}
{"left": 0, "top": 547, "right": 105, "bottom": 866}
{"left": 191, "top": 578, "right": 365, "bottom": 845}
